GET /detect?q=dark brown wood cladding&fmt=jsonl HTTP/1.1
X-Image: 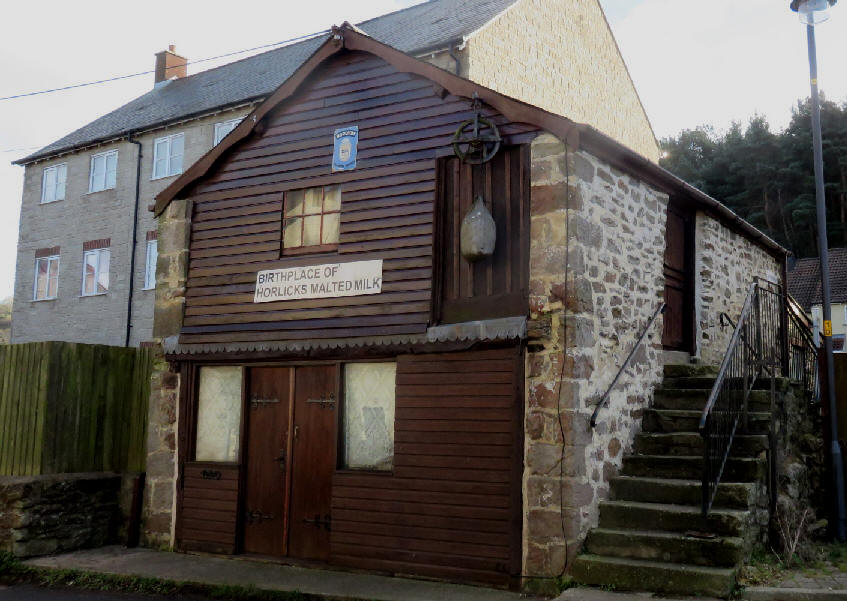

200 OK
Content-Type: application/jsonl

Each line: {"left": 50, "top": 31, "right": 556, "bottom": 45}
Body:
{"left": 330, "top": 347, "right": 523, "bottom": 587}
{"left": 179, "top": 51, "right": 537, "bottom": 346}
{"left": 436, "top": 147, "right": 530, "bottom": 324}
{"left": 179, "top": 462, "right": 239, "bottom": 554}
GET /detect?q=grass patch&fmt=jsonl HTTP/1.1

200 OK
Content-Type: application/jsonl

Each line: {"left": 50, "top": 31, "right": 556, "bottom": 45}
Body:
{"left": 738, "top": 543, "right": 847, "bottom": 588}
{"left": 0, "top": 552, "right": 359, "bottom": 601}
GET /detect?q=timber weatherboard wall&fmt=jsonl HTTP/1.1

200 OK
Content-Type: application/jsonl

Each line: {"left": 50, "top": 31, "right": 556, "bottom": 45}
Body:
{"left": 0, "top": 342, "right": 151, "bottom": 475}
{"left": 177, "top": 51, "right": 538, "bottom": 347}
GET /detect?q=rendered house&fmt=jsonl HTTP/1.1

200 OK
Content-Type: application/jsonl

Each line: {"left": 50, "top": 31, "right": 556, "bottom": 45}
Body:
{"left": 10, "top": 0, "right": 657, "bottom": 348}
{"left": 143, "top": 23, "right": 788, "bottom": 594}
{"left": 788, "top": 248, "right": 847, "bottom": 351}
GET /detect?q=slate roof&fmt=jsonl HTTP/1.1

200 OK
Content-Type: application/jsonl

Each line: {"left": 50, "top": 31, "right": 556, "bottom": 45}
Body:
{"left": 17, "top": 0, "right": 519, "bottom": 164}
{"left": 788, "top": 247, "right": 847, "bottom": 311}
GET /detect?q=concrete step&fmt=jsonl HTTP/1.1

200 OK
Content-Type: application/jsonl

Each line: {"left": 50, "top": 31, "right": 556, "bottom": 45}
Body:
{"left": 598, "top": 500, "right": 748, "bottom": 536}
{"left": 653, "top": 388, "right": 771, "bottom": 412}
{"left": 662, "top": 375, "right": 788, "bottom": 391}
{"left": 610, "top": 476, "right": 754, "bottom": 509}
{"left": 663, "top": 364, "right": 719, "bottom": 379}
{"left": 584, "top": 527, "right": 744, "bottom": 567}
{"left": 571, "top": 554, "right": 736, "bottom": 597}
{"left": 621, "top": 454, "right": 765, "bottom": 482}
{"left": 634, "top": 432, "right": 769, "bottom": 458}
{"left": 642, "top": 408, "right": 770, "bottom": 434}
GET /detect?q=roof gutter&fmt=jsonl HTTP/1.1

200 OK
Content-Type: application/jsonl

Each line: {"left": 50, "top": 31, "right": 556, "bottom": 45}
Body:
{"left": 125, "top": 132, "right": 143, "bottom": 347}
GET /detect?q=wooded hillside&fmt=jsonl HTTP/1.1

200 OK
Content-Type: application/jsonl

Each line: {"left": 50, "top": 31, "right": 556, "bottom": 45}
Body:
{"left": 660, "top": 97, "right": 847, "bottom": 258}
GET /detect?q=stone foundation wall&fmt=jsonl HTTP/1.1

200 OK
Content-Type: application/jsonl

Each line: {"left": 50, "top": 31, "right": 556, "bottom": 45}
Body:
{"left": 695, "top": 214, "right": 783, "bottom": 365}
{"left": 0, "top": 473, "right": 121, "bottom": 557}
{"left": 523, "top": 134, "right": 667, "bottom": 585}
{"left": 141, "top": 198, "right": 191, "bottom": 549}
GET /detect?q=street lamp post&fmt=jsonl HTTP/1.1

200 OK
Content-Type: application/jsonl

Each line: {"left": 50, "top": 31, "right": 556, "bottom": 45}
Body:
{"left": 790, "top": 0, "right": 846, "bottom": 542}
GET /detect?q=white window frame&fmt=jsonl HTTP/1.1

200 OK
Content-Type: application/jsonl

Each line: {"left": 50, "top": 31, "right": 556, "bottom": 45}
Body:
{"left": 214, "top": 118, "right": 242, "bottom": 146}
{"left": 143, "top": 239, "right": 158, "bottom": 290}
{"left": 88, "top": 150, "right": 118, "bottom": 193}
{"left": 843, "top": 305, "right": 847, "bottom": 325}
{"left": 152, "top": 132, "right": 185, "bottom": 179}
{"left": 41, "top": 163, "right": 67, "bottom": 203}
{"left": 81, "top": 248, "right": 111, "bottom": 296}
{"left": 33, "top": 255, "right": 60, "bottom": 301}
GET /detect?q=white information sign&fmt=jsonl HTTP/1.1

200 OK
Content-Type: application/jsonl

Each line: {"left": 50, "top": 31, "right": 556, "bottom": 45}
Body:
{"left": 254, "top": 259, "right": 383, "bottom": 303}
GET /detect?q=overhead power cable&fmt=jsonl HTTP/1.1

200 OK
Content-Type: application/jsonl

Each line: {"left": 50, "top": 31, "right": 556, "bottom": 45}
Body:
{"left": 0, "top": 29, "right": 330, "bottom": 102}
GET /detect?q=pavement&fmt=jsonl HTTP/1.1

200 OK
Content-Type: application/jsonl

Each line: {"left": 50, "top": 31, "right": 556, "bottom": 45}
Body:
{"left": 24, "top": 546, "right": 529, "bottom": 601}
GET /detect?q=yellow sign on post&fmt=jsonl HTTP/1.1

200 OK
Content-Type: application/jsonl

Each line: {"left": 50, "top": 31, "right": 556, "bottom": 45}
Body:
{"left": 824, "top": 320, "right": 833, "bottom": 337}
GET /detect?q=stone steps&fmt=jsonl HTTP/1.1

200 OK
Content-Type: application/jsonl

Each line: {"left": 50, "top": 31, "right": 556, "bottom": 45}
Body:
{"left": 597, "top": 500, "right": 748, "bottom": 537}
{"left": 572, "top": 363, "right": 770, "bottom": 597}
{"left": 662, "top": 375, "right": 787, "bottom": 391}
{"left": 634, "top": 432, "right": 769, "bottom": 457}
{"left": 571, "top": 555, "right": 736, "bottom": 597}
{"left": 642, "top": 408, "right": 770, "bottom": 434}
{"left": 610, "top": 476, "right": 753, "bottom": 509}
{"left": 584, "top": 527, "right": 744, "bottom": 567}
{"left": 621, "top": 454, "right": 766, "bottom": 481}
{"left": 653, "top": 388, "right": 771, "bottom": 412}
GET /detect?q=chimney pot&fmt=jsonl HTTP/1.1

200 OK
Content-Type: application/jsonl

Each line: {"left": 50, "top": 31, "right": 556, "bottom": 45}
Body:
{"left": 154, "top": 46, "right": 188, "bottom": 85}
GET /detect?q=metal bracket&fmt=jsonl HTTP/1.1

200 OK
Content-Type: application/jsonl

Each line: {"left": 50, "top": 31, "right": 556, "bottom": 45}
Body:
{"left": 306, "top": 392, "right": 335, "bottom": 409}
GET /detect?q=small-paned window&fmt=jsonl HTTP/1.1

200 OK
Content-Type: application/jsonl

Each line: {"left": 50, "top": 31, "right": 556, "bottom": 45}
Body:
{"left": 153, "top": 132, "right": 184, "bottom": 179}
{"left": 195, "top": 366, "right": 243, "bottom": 462}
{"left": 33, "top": 256, "right": 60, "bottom": 300}
{"left": 41, "top": 164, "right": 67, "bottom": 203}
{"left": 144, "top": 239, "right": 158, "bottom": 290}
{"left": 282, "top": 185, "right": 341, "bottom": 254}
{"left": 89, "top": 150, "right": 117, "bottom": 193}
{"left": 82, "top": 247, "right": 110, "bottom": 296}
{"left": 342, "top": 362, "right": 396, "bottom": 471}
{"left": 214, "top": 118, "right": 242, "bottom": 146}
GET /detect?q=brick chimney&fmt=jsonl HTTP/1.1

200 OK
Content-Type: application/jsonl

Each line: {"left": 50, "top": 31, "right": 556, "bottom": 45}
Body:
{"left": 154, "top": 45, "right": 187, "bottom": 85}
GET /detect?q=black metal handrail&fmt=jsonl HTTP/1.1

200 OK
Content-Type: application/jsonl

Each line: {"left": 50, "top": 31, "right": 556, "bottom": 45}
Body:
{"left": 700, "top": 281, "right": 820, "bottom": 516}
{"left": 590, "top": 302, "right": 666, "bottom": 428}
{"left": 699, "top": 283, "right": 765, "bottom": 516}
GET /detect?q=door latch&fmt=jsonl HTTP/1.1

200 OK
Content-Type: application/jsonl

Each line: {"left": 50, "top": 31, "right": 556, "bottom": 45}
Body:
{"left": 302, "top": 513, "right": 331, "bottom": 531}
{"left": 245, "top": 509, "right": 276, "bottom": 524}
{"left": 275, "top": 449, "right": 285, "bottom": 470}
{"left": 305, "top": 392, "right": 335, "bottom": 409}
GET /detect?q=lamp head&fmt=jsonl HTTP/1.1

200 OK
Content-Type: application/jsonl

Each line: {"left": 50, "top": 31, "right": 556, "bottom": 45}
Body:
{"left": 791, "top": 0, "right": 837, "bottom": 25}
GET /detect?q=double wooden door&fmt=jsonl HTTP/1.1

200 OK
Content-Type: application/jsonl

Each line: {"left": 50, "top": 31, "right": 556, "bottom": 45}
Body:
{"left": 242, "top": 365, "right": 337, "bottom": 561}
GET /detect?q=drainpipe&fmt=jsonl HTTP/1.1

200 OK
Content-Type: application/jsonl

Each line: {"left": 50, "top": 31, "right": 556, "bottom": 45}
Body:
{"left": 126, "top": 133, "right": 143, "bottom": 347}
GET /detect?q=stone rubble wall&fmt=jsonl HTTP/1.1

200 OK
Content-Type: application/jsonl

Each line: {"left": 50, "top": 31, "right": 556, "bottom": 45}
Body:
{"left": 141, "top": 198, "right": 191, "bottom": 549}
{"left": 0, "top": 473, "right": 121, "bottom": 557}
{"left": 466, "top": 0, "right": 660, "bottom": 162}
{"left": 695, "top": 214, "right": 783, "bottom": 365}
{"left": 523, "top": 133, "right": 667, "bottom": 584}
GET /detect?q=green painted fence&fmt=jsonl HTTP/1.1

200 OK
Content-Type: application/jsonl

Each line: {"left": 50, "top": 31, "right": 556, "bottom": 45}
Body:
{"left": 0, "top": 342, "right": 152, "bottom": 475}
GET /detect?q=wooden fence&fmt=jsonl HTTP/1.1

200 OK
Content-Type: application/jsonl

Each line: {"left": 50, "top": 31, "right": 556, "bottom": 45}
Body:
{"left": 0, "top": 342, "right": 152, "bottom": 475}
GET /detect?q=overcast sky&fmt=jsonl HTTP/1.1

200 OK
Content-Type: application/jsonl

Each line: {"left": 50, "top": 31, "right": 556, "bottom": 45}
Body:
{"left": 1, "top": 0, "right": 846, "bottom": 301}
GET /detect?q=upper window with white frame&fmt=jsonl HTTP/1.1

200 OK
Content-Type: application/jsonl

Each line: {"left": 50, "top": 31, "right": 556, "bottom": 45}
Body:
{"left": 144, "top": 236, "right": 158, "bottom": 290}
{"left": 33, "top": 252, "right": 60, "bottom": 301}
{"left": 89, "top": 150, "right": 117, "bottom": 193}
{"left": 41, "top": 164, "right": 67, "bottom": 203}
{"left": 153, "top": 133, "right": 184, "bottom": 179}
{"left": 214, "top": 118, "right": 242, "bottom": 146}
{"left": 81, "top": 241, "right": 110, "bottom": 296}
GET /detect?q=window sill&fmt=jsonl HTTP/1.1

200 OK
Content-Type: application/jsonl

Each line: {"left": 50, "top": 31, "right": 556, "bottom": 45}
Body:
{"left": 335, "top": 468, "right": 394, "bottom": 476}
{"left": 85, "top": 187, "right": 116, "bottom": 196}
{"left": 151, "top": 172, "right": 182, "bottom": 181}
{"left": 142, "top": 286, "right": 156, "bottom": 291}
{"left": 282, "top": 244, "right": 339, "bottom": 257}
{"left": 31, "top": 297, "right": 57, "bottom": 303}
{"left": 80, "top": 292, "right": 109, "bottom": 298}
{"left": 39, "top": 199, "right": 65, "bottom": 205}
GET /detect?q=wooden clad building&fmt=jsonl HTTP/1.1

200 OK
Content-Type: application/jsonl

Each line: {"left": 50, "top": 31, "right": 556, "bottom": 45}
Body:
{"left": 151, "top": 25, "right": 787, "bottom": 589}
